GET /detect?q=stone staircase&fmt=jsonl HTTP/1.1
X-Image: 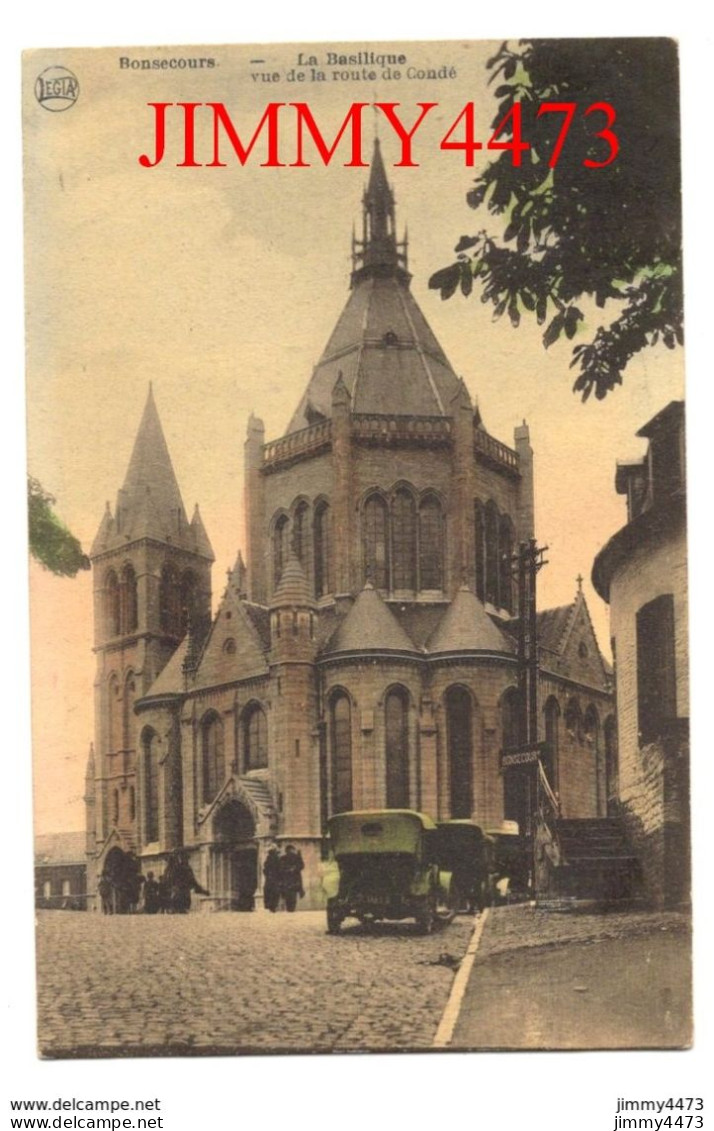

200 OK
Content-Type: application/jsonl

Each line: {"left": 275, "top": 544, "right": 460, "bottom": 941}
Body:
{"left": 538, "top": 817, "right": 641, "bottom": 911}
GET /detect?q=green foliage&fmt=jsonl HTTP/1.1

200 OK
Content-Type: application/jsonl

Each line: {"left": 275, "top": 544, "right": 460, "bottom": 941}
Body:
{"left": 28, "top": 476, "right": 90, "bottom": 577}
{"left": 429, "top": 39, "right": 683, "bottom": 400}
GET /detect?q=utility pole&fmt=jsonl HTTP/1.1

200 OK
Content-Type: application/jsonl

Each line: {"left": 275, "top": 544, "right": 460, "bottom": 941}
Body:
{"left": 517, "top": 538, "right": 548, "bottom": 750}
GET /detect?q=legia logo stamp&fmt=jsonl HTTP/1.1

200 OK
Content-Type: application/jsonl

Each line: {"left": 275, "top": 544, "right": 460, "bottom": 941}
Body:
{"left": 35, "top": 66, "right": 80, "bottom": 112}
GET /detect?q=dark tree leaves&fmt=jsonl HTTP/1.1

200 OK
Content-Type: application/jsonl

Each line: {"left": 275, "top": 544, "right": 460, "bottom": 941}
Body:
{"left": 429, "top": 38, "right": 683, "bottom": 400}
{"left": 28, "top": 476, "right": 90, "bottom": 577}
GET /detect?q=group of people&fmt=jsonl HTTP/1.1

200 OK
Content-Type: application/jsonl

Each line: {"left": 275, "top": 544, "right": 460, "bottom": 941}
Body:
{"left": 262, "top": 844, "right": 305, "bottom": 912}
{"left": 98, "top": 850, "right": 209, "bottom": 915}
{"left": 98, "top": 844, "right": 305, "bottom": 913}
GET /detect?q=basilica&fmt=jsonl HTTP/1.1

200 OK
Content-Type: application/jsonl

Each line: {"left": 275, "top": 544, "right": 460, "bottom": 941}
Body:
{"left": 85, "top": 140, "right": 614, "bottom": 909}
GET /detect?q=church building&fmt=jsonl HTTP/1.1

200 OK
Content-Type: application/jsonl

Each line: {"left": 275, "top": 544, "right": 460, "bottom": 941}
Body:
{"left": 86, "top": 140, "right": 614, "bottom": 909}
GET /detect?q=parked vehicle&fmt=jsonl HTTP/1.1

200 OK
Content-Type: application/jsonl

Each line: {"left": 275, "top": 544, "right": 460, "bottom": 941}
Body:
{"left": 433, "top": 819, "right": 497, "bottom": 912}
{"left": 323, "top": 809, "right": 458, "bottom": 935}
{"left": 486, "top": 823, "right": 531, "bottom": 901}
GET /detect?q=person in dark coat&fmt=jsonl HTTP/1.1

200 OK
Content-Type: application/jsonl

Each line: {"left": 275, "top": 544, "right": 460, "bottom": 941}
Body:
{"left": 98, "top": 874, "right": 113, "bottom": 915}
{"left": 278, "top": 844, "right": 305, "bottom": 912}
{"left": 157, "top": 872, "right": 171, "bottom": 913}
{"left": 143, "top": 871, "right": 160, "bottom": 914}
{"left": 168, "top": 851, "right": 210, "bottom": 913}
{"left": 263, "top": 846, "right": 281, "bottom": 912}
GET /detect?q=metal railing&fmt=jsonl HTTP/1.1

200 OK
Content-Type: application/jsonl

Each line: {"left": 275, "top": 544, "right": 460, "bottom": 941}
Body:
{"left": 533, "top": 759, "right": 562, "bottom": 900}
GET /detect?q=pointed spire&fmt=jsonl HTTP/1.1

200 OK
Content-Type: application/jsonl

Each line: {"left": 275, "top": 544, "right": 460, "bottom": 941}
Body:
{"left": 365, "top": 137, "right": 393, "bottom": 243}
{"left": 119, "top": 386, "right": 186, "bottom": 528}
{"left": 227, "top": 550, "right": 247, "bottom": 598}
{"left": 90, "top": 502, "right": 115, "bottom": 556}
{"left": 190, "top": 504, "right": 215, "bottom": 561}
{"left": 351, "top": 137, "right": 409, "bottom": 285}
{"left": 90, "top": 386, "right": 213, "bottom": 561}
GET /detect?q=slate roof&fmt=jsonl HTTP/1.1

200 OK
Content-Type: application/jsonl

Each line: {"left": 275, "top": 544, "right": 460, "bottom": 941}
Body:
{"left": 143, "top": 636, "right": 190, "bottom": 698}
{"left": 322, "top": 584, "right": 416, "bottom": 655}
{"left": 35, "top": 831, "right": 86, "bottom": 865}
{"left": 426, "top": 587, "right": 516, "bottom": 655}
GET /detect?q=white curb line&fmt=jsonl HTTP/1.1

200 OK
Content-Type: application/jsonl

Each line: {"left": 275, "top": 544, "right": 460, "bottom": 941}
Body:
{"left": 432, "top": 907, "right": 490, "bottom": 1048}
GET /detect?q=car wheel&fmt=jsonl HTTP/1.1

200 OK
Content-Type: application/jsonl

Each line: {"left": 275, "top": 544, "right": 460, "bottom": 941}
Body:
{"left": 434, "top": 888, "right": 457, "bottom": 924}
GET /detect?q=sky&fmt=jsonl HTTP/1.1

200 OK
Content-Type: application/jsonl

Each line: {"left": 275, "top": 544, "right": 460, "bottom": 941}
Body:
{"left": 4, "top": 7, "right": 711, "bottom": 1129}
{"left": 22, "top": 40, "right": 685, "bottom": 835}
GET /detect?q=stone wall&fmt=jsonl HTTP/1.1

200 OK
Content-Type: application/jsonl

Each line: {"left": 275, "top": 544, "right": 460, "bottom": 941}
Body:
{"left": 607, "top": 515, "right": 689, "bottom": 908}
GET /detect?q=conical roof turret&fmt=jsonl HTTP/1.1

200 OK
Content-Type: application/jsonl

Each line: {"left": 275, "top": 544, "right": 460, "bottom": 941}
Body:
{"left": 426, "top": 586, "right": 514, "bottom": 655}
{"left": 271, "top": 554, "right": 313, "bottom": 608}
{"left": 323, "top": 582, "right": 415, "bottom": 654}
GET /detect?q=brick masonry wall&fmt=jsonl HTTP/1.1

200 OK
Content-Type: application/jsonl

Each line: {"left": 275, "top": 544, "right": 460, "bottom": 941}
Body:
{"left": 608, "top": 516, "right": 688, "bottom": 907}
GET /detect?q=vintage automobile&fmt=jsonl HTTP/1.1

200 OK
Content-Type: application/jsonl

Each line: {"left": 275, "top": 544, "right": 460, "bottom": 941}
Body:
{"left": 322, "top": 809, "right": 458, "bottom": 935}
{"left": 433, "top": 819, "right": 498, "bottom": 912}
{"left": 486, "top": 822, "right": 531, "bottom": 901}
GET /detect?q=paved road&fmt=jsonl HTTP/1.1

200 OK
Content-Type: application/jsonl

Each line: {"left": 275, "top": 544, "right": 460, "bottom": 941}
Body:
{"left": 451, "top": 906, "right": 692, "bottom": 1050}
{"left": 35, "top": 910, "right": 473, "bottom": 1057}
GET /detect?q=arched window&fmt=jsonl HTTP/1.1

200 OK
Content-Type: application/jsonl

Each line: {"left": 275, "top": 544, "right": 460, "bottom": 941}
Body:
{"left": 565, "top": 699, "right": 582, "bottom": 742}
{"left": 128, "top": 786, "right": 136, "bottom": 823}
{"left": 201, "top": 712, "right": 225, "bottom": 804}
{"left": 484, "top": 501, "right": 499, "bottom": 606}
{"left": 446, "top": 686, "right": 473, "bottom": 819}
{"left": 499, "top": 515, "right": 515, "bottom": 613}
{"left": 385, "top": 687, "right": 410, "bottom": 808}
{"left": 180, "top": 571, "right": 197, "bottom": 635}
{"left": 362, "top": 495, "right": 389, "bottom": 590}
{"left": 243, "top": 703, "right": 268, "bottom": 771}
{"left": 313, "top": 501, "right": 331, "bottom": 599}
{"left": 107, "top": 674, "right": 122, "bottom": 757}
{"left": 543, "top": 697, "right": 560, "bottom": 791}
{"left": 419, "top": 495, "right": 443, "bottom": 591}
{"left": 474, "top": 500, "right": 485, "bottom": 601}
{"left": 123, "top": 675, "right": 137, "bottom": 772}
{"left": 142, "top": 729, "right": 160, "bottom": 843}
{"left": 391, "top": 489, "right": 416, "bottom": 591}
{"left": 330, "top": 692, "right": 353, "bottom": 814}
{"left": 122, "top": 564, "right": 138, "bottom": 633}
{"left": 160, "top": 565, "right": 181, "bottom": 636}
{"left": 583, "top": 705, "right": 599, "bottom": 745}
{"left": 112, "top": 789, "right": 119, "bottom": 826}
{"left": 292, "top": 501, "right": 309, "bottom": 568}
{"left": 501, "top": 687, "right": 521, "bottom": 753}
{"left": 273, "top": 514, "right": 290, "bottom": 588}
{"left": 604, "top": 715, "right": 619, "bottom": 815}
{"left": 105, "top": 571, "right": 120, "bottom": 637}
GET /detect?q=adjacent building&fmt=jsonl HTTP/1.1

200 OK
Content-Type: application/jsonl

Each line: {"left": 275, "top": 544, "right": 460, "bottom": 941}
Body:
{"left": 35, "top": 831, "right": 87, "bottom": 910}
{"left": 592, "top": 401, "right": 689, "bottom": 908}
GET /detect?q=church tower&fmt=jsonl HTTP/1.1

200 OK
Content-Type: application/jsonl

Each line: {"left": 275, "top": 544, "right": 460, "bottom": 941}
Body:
{"left": 246, "top": 137, "right": 534, "bottom": 613}
{"left": 88, "top": 387, "right": 214, "bottom": 866}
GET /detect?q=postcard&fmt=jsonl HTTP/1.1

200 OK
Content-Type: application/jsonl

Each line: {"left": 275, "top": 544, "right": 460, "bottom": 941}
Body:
{"left": 22, "top": 37, "right": 690, "bottom": 1060}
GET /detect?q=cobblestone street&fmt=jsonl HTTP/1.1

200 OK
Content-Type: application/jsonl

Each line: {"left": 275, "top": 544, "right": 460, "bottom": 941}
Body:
{"left": 35, "top": 910, "right": 473, "bottom": 1057}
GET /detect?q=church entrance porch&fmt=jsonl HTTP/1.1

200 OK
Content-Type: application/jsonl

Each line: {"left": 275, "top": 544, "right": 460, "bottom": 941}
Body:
{"left": 208, "top": 800, "right": 258, "bottom": 911}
